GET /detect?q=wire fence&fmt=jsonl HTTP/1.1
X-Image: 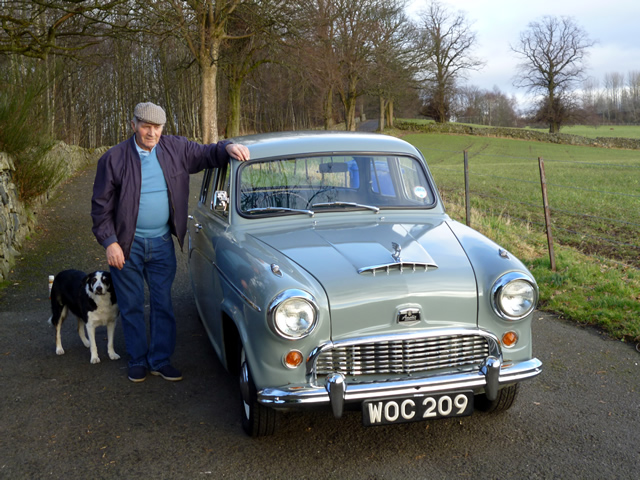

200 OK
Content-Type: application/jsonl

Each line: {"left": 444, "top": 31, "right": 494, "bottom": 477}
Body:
{"left": 428, "top": 149, "right": 640, "bottom": 271}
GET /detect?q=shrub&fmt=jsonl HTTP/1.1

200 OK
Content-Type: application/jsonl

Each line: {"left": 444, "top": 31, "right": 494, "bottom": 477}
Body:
{"left": 12, "top": 145, "right": 66, "bottom": 202}
{"left": 0, "top": 64, "right": 59, "bottom": 202}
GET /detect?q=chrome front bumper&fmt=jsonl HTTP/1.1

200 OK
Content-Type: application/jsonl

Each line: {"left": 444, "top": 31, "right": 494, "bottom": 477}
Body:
{"left": 258, "top": 357, "right": 542, "bottom": 418}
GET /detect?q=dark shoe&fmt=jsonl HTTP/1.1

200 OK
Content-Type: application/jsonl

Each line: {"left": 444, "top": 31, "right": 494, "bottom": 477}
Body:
{"left": 151, "top": 365, "right": 183, "bottom": 382}
{"left": 128, "top": 365, "right": 148, "bottom": 383}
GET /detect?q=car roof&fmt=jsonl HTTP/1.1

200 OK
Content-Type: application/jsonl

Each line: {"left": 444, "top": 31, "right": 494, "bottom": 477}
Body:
{"left": 228, "top": 131, "right": 422, "bottom": 160}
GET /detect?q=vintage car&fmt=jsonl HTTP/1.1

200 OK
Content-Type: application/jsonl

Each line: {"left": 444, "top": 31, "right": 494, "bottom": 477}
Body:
{"left": 188, "top": 131, "right": 541, "bottom": 436}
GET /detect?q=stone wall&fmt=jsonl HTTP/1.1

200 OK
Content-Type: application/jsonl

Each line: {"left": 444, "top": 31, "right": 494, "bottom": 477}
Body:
{"left": 394, "top": 121, "right": 640, "bottom": 150}
{"left": 0, "top": 143, "right": 106, "bottom": 282}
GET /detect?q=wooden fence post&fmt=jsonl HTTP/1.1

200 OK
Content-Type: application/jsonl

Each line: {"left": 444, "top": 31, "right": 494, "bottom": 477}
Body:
{"left": 538, "top": 157, "right": 556, "bottom": 271}
{"left": 464, "top": 150, "right": 470, "bottom": 227}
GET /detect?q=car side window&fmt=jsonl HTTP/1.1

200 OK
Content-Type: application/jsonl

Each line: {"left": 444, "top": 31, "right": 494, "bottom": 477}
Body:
{"left": 199, "top": 169, "right": 213, "bottom": 204}
{"left": 397, "top": 156, "right": 433, "bottom": 205}
{"left": 209, "top": 164, "right": 230, "bottom": 217}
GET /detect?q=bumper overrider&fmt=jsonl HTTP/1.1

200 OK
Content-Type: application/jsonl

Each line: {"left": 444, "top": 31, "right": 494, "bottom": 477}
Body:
{"left": 258, "top": 328, "right": 542, "bottom": 418}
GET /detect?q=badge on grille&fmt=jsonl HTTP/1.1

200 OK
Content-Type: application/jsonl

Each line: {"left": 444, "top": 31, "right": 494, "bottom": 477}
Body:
{"left": 397, "top": 307, "right": 421, "bottom": 325}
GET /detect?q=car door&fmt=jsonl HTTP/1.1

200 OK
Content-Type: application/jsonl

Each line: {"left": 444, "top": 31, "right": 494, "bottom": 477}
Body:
{"left": 189, "top": 165, "right": 231, "bottom": 360}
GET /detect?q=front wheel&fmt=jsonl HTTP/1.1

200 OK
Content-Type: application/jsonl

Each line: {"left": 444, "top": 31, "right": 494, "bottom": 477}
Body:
{"left": 239, "top": 346, "right": 276, "bottom": 437}
{"left": 475, "top": 383, "right": 519, "bottom": 413}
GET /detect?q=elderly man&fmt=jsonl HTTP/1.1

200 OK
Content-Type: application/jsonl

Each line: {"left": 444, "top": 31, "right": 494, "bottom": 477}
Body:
{"left": 91, "top": 102, "right": 249, "bottom": 383}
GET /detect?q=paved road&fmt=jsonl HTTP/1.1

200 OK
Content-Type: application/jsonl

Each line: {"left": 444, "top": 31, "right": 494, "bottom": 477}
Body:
{"left": 1, "top": 161, "right": 638, "bottom": 479}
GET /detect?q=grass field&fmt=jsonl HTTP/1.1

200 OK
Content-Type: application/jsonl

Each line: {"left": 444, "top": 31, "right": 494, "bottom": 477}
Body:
{"left": 397, "top": 130, "right": 640, "bottom": 342}
{"left": 404, "top": 133, "right": 640, "bottom": 264}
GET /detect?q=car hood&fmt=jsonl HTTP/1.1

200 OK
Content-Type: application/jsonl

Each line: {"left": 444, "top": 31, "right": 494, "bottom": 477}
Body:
{"left": 251, "top": 220, "right": 478, "bottom": 340}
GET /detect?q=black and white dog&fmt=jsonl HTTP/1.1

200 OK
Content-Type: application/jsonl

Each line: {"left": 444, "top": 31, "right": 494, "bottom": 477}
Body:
{"left": 48, "top": 270, "right": 120, "bottom": 364}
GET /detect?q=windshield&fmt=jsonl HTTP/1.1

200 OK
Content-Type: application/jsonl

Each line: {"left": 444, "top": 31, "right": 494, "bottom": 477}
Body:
{"left": 238, "top": 155, "right": 435, "bottom": 216}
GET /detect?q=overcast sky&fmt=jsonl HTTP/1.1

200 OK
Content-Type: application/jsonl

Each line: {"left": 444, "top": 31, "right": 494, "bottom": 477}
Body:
{"left": 407, "top": 0, "right": 640, "bottom": 106}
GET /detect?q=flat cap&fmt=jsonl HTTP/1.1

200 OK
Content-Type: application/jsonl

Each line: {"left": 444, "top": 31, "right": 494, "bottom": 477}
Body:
{"left": 133, "top": 102, "right": 166, "bottom": 125}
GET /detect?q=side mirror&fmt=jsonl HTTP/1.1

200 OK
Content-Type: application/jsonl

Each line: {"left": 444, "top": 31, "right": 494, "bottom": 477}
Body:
{"left": 213, "top": 190, "right": 229, "bottom": 212}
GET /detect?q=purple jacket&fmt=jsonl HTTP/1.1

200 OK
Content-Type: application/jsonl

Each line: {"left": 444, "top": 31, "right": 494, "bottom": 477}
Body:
{"left": 91, "top": 135, "right": 231, "bottom": 260}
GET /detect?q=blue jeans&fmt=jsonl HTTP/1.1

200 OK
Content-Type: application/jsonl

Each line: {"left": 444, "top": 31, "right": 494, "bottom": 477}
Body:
{"left": 110, "top": 234, "right": 177, "bottom": 370}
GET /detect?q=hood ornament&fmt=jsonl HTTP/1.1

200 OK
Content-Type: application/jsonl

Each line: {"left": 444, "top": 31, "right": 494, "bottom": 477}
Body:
{"left": 357, "top": 242, "right": 438, "bottom": 276}
{"left": 391, "top": 242, "right": 402, "bottom": 262}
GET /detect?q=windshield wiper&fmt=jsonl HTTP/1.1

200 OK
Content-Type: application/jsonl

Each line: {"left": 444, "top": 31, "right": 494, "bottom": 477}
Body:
{"left": 310, "top": 201, "right": 380, "bottom": 213}
{"left": 244, "top": 206, "right": 315, "bottom": 216}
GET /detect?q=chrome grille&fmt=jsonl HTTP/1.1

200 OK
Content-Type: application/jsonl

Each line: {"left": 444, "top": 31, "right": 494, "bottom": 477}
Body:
{"left": 315, "top": 334, "right": 489, "bottom": 377}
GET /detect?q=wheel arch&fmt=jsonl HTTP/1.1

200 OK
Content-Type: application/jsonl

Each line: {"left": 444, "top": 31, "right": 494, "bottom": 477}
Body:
{"left": 222, "top": 311, "right": 242, "bottom": 376}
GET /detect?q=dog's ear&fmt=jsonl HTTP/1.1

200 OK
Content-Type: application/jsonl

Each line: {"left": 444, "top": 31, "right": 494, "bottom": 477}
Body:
{"left": 83, "top": 273, "right": 93, "bottom": 289}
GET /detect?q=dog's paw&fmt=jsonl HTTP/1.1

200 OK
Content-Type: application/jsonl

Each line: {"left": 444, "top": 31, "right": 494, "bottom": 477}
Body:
{"left": 56, "top": 347, "right": 65, "bottom": 355}
{"left": 90, "top": 356, "right": 101, "bottom": 364}
{"left": 108, "top": 352, "right": 121, "bottom": 361}
{"left": 81, "top": 339, "right": 91, "bottom": 348}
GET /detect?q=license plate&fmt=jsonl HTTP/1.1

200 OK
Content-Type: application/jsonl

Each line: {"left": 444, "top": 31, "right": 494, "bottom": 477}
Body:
{"left": 362, "top": 392, "right": 474, "bottom": 426}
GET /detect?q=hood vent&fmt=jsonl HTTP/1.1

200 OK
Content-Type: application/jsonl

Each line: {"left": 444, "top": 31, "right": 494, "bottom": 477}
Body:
{"left": 358, "top": 242, "right": 438, "bottom": 277}
{"left": 358, "top": 261, "right": 438, "bottom": 276}
{"left": 357, "top": 241, "right": 438, "bottom": 275}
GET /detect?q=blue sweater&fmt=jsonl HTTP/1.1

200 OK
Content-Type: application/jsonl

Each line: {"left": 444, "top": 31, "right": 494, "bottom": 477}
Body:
{"left": 135, "top": 145, "right": 170, "bottom": 238}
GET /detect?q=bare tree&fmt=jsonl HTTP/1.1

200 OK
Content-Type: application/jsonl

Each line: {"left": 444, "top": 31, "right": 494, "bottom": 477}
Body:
{"left": 332, "top": 0, "right": 390, "bottom": 131}
{"left": 292, "top": 0, "right": 342, "bottom": 130}
{"left": 579, "top": 77, "right": 604, "bottom": 126}
{"left": 135, "top": 0, "right": 254, "bottom": 143}
{"left": 625, "top": 71, "right": 640, "bottom": 123}
{"left": 603, "top": 72, "right": 624, "bottom": 123}
{"left": 512, "top": 15, "right": 595, "bottom": 133}
{"left": 0, "top": 0, "right": 129, "bottom": 59}
{"left": 414, "top": 0, "right": 483, "bottom": 123}
{"left": 454, "top": 85, "right": 518, "bottom": 127}
{"left": 367, "top": 1, "right": 415, "bottom": 131}
{"left": 286, "top": 0, "right": 411, "bottom": 132}
{"left": 220, "top": 3, "right": 278, "bottom": 137}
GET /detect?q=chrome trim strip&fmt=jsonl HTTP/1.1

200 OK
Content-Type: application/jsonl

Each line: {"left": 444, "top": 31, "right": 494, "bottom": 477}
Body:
{"left": 213, "top": 263, "right": 262, "bottom": 312}
{"left": 259, "top": 357, "right": 542, "bottom": 409}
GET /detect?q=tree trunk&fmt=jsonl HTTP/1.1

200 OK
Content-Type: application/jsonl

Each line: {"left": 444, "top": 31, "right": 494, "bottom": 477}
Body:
{"left": 344, "top": 78, "right": 358, "bottom": 131}
{"left": 345, "top": 97, "right": 357, "bottom": 131}
{"left": 201, "top": 39, "right": 219, "bottom": 143}
{"left": 386, "top": 99, "right": 394, "bottom": 128}
{"left": 548, "top": 91, "right": 559, "bottom": 133}
{"left": 159, "top": 46, "right": 178, "bottom": 135}
{"left": 324, "top": 87, "right": 334, "bottom": 130}
{"left": 378, "top": 96, "right": 386, "bottom": 131}
{"left": 227, "top": 76, "right": 242, "bottom": 137}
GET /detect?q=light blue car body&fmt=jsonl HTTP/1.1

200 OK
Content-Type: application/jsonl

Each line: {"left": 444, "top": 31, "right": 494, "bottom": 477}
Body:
{"left": 188, "top": 131, "right": 541, "bottom": 433}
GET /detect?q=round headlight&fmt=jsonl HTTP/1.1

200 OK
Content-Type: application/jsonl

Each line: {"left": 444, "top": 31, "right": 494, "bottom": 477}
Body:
{"left": 491, "top": 273, "right": 538, "bottom": 320}
{"left": 269, "top": 290, "right": 318, "bottom": 339}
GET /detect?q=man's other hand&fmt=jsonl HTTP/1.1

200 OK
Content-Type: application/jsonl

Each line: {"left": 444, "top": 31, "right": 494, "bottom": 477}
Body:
{"left": 226, "top": 143, "right": 250, "bottom": 162}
